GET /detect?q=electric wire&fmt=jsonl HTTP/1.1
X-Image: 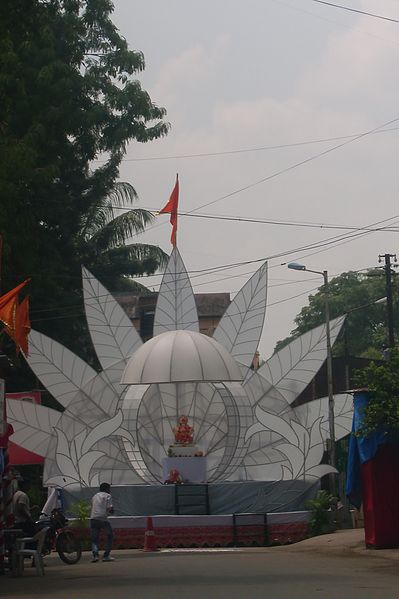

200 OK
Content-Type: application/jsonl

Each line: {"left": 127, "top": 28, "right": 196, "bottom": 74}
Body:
{"left": 121, "top": 115, "right": 399, "bottom": 243}
{"left": 273, "top": 0, "right": 399, "bottom": 48}
{"left": 15, "top": 211, "right": 399, "bottom": 301}
{"left": 186, "top": 116, "right": 399, "bottom": 214}
{"left": 30, "top": 277, "right": 386, "bottom": 325}
{"left": 28, "top": 261, "right": 384, "bottom": 324}
{"left": 29, "top": 284, "right": 322, "bottom": 324}
{"left": 93, "top": 126, "right": 399, "bottom": 163}
{"left": 310, "top": 0, "right": 399, "bottom": 23}
{"left": 153, "top": 210, "right": 399, "bottom": 233}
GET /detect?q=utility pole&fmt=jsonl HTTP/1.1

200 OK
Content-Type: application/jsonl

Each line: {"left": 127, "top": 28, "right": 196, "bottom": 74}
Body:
{"left": 379, "top": 253, "right": 397, "bottom": 348}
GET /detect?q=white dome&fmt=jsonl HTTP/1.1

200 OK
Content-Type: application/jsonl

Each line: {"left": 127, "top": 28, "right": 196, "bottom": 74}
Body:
{"left": 121, "top": 330, "right": 243, "bottom": 384}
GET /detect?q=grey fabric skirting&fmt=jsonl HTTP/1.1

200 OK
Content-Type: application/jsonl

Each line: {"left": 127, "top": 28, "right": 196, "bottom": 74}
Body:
{"left": 62, "top": 480, "right": 319, "bottom": 517}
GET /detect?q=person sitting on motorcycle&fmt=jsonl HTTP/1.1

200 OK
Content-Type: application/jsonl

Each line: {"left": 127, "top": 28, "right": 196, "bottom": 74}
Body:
{"left": 90, "top": 482, "right": 114, "bottom": 563}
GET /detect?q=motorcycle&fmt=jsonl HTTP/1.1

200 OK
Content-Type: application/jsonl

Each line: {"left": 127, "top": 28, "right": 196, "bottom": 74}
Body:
{"left": 36, "top": 508, "right": 82, "bottom": 565}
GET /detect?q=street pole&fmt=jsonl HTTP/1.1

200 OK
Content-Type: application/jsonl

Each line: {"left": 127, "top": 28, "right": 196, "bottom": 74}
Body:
{"left": 323, "top": 271, "right": 336, "bottom": 486}
{"left": 288, "top": 262, "right": 336, "bottom": 494}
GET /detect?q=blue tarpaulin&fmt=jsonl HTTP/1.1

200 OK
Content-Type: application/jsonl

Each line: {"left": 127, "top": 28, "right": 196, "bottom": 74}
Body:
{"left": 345, "top": 391, "right": 387, "bottom": 508}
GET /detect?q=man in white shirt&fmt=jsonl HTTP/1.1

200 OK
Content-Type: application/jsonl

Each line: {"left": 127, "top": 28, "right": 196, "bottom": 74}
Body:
{"left": 90, "top": 482, "right": 114, "bottom": 562}
{"left": 13, "top": 479, "right": 35, "bottom": 536}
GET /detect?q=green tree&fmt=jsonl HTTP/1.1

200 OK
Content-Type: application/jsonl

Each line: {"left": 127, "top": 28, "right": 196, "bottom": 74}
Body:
{"left": 353, "top": 349, "right": 399, "bottom": 435}
{"left": 75, "top": 181, "right": 168, "bottom": 291}
{"left": 275, "top": 270, "right": 393, "bottom": 358}
{"left": 0, "top": 0, "right": 169, "bottom": 354}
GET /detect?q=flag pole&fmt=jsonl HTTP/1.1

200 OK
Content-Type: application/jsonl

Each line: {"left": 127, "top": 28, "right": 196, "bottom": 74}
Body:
{"left": 158, "top": 174, "right": 179, "bottom": 248}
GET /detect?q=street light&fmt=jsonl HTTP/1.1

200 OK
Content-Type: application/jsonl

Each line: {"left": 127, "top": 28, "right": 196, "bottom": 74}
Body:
{"left": 287, "top": 262, "right": 336, "bottom": 485}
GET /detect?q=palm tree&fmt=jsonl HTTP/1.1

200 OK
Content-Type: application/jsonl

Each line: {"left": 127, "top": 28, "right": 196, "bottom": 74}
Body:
{"left": 76, "top": 182, "right": 168, "bottom": 291}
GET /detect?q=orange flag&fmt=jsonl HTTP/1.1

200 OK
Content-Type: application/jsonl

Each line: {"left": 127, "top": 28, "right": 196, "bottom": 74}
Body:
{"left": 14, "top": 295, "right": 31, "bottom": 355}
{"left": 0, "top": 279, "right": 30, "bottom": 335}
{"left": 159, "top": 174, "right": 179, "bottom": 247}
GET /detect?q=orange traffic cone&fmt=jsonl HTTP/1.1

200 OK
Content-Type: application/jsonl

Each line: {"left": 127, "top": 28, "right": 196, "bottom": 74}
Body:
{"left": 143, "top": 516, "right": 159, "bottom": 552}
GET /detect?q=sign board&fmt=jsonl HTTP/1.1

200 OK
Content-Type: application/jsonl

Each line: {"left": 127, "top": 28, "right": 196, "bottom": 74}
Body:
{"left": 6, "top": 391, "right": 41, "bottom": 405}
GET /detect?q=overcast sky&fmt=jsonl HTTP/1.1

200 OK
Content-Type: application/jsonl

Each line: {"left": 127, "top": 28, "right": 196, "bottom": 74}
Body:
{"left": 109, "top": 0, "right": 399, "bottom": 359}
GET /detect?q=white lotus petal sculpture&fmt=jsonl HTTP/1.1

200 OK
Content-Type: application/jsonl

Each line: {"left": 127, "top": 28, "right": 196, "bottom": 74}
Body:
{"left": 6, "top": 247, "right": 353, "bottom": 487}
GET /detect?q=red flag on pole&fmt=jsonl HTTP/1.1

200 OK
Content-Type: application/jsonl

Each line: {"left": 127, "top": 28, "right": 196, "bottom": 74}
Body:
{"left": 159, "top": 174, "right": 179, "bottom": 247}
{"left": 0, "top": 280, "right": 29, "bottom": 337}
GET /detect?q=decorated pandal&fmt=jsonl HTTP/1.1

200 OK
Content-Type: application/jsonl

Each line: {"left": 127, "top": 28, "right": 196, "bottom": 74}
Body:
{"left": 5, "top": 248, "right": 354, "bottom": 544}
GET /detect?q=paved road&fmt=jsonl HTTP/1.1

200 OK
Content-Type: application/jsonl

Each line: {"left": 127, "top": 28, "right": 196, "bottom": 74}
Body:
{"left": 2, "top": 546, "right": 399, "bottom": 599}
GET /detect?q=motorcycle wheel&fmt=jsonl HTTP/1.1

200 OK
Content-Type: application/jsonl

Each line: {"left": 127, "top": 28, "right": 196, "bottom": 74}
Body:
{"left": 56, "top": 530, "right": 82, "bottom": 564}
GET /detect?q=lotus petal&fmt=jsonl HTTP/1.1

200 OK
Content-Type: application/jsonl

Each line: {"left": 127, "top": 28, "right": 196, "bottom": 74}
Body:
{"left": 305, "top": 440, "right": 325, "bottom": 469}
{"left": 153, "top": 247, "right": 199, "bottom": 335}
{"left": 54, "top": 452, "right": 80, "bottom": 481}
{"left": 246, "top": 406, "right": 298, "bottom": 445}
{"left": 67, "top": 370, "right": 122, "bottom": 426}
{"left": 294, "top": 393, "right": 353, "bottom": 441}
{"left": 72, "top": 430, "right": 87, "bottom": 460}
{"left": 54, "top": 428, "right": 71, "bottom": 460}
{"left": 82, "top": 267, "right": 142, "bottom": 371}
{"left": 54, "top": 429, "right": 79, "bottom": 481}
{"left": 78, "top": 451, "right": 105, "bottom": 485}
{"left": 277, "top": 443, "right": 303, "bottom": 478}
{"left": 250, "top": 316, "right": 346, "bottom": 405}
{"left": 6, "top": 399, "right": 60, "bottom": 457}
{"left": 290, "top": 420, "right": 309, "bottom": 454}
{"left": 244, "top": 421, "right": 270, "bottom": 443}
{"left": 81, "top": 410, "right": 123, "bottom": 454}
{"left": 27, "top": 330, "right": 97, "bottom": 408}
{"left": 306, "top": 418, "right": 325, "bottom": 467}
{"left": 333, "top": 393, "right": 354, "bottom": 439}
{"left": 213, "top": 262, "right": 267, "bottom": 369}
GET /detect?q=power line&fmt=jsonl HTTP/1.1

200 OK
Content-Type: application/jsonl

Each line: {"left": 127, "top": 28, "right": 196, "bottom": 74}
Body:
{"left": 31, "top": 270, "right": 386, "bottom": 325}
{"left": 93, "top": 125, "right": 399, "bottom": 163}
{"left": 110, "top": 201, "right": 399, "bottom": 233}
{"left": 273, "top": 0, "right": 399, "bottom": 48}
{"left": 27, "top": 222, "right": 397, "bottom": 319}
{"left": 310, "top": 0, "right": 399, "bottom": 23}
{"left": 125, "top": 115, "right": 399, "bottom": 241}
{"left": 172, "top": 211, "right": 399, "bottom": 233}
{"left": 191, "top": 116, "right": 399, "bottom": 213}
{"left": 18, "top": 212, "right": 399, "bottom": 296}
{"left": 96, "top": 116, "right": 399, "bottom": 247}
{"left": 13, "top": 221, "right": 398, "bottom": 304}
{"left": 27, "top": 276, "right": 298, "bottom": 318}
